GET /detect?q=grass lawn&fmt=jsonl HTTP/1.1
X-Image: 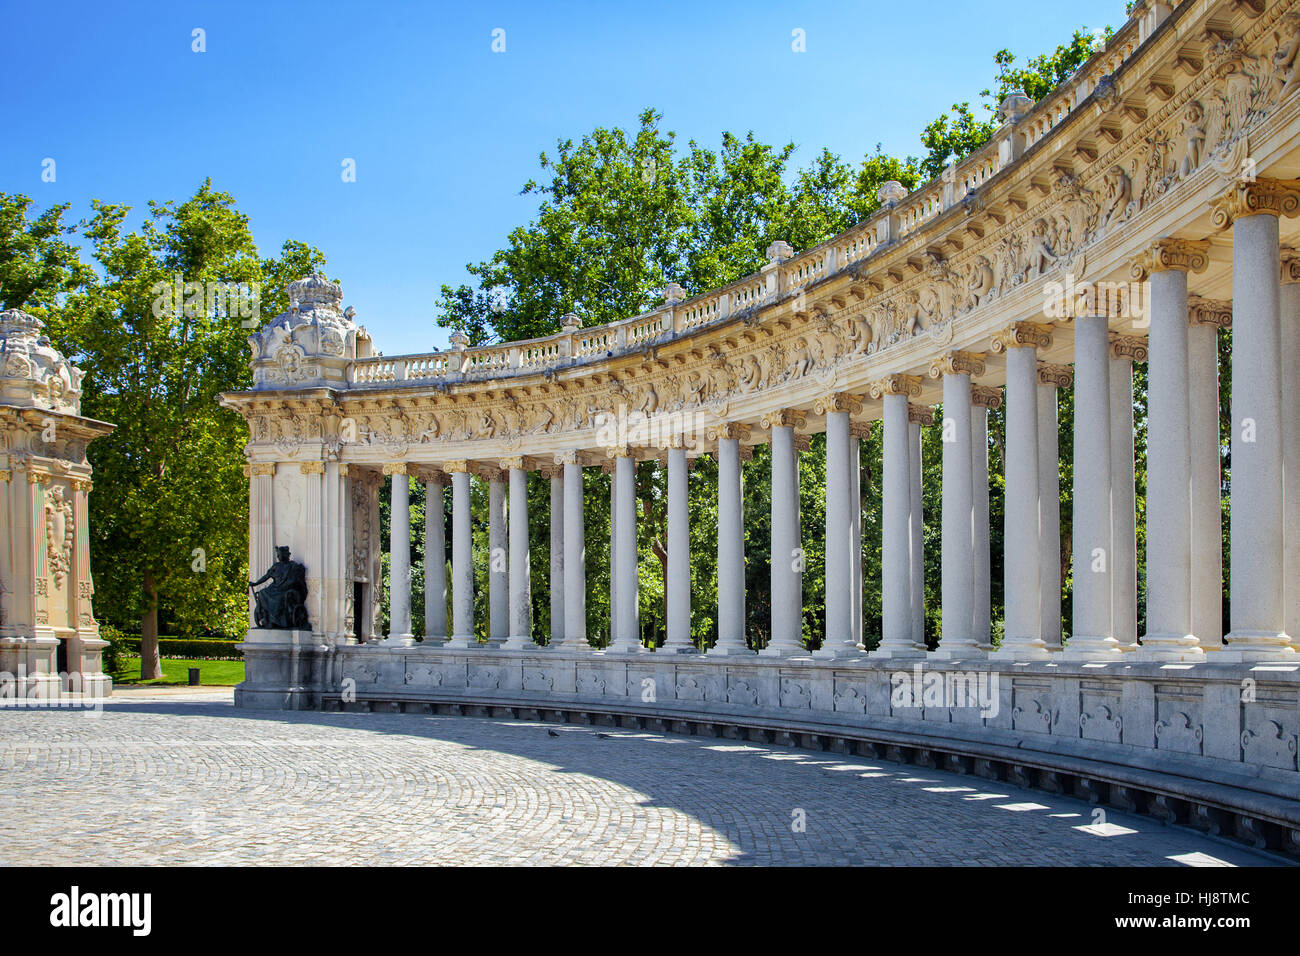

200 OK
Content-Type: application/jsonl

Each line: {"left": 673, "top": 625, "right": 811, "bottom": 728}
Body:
{"left": 110, "top": 657, "right": 245, "bottom": 686}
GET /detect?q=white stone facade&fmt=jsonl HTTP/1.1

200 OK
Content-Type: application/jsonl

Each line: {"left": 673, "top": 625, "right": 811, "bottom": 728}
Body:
{"left": 0, "top": 309, "right": 114, "bottom": 696}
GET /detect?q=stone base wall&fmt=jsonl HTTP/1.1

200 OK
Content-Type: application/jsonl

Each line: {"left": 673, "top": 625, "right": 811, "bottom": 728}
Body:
{"left": 236, "top": 641, "right": 1300, "bottom": 850}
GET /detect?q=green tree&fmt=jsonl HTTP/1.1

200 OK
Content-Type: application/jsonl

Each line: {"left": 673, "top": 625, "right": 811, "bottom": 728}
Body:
{"left": 45, "top": 181, "right": 325, "bottom": 678}
{"left": 0, "top": 193, "right": 93, "bottom": 315}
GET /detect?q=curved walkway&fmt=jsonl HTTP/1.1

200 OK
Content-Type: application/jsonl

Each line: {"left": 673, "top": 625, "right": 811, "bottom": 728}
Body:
{"left": 0, "top": 698, "right": 1284, "bottom": 866}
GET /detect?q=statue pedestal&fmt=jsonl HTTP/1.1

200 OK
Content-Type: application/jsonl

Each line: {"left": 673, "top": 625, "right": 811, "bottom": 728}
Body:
{"left": 235, "top": 628, "right": 327, "bottom": 710}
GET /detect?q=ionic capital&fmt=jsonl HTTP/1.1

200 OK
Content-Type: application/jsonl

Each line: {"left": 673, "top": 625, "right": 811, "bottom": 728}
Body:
{"left": 1108, "top": 332, "right": 1149, "bottom": 362}
{"left": 1282, "top": 248, "right": 1300, "bottom": 284}
{"left": 849, "top": 421, "right": 871, "bottom": 440}
{"left": 0, "top": 469, "right": 11, "bottom": 483}
{"left": 907, "top": 403, "right": 936, "bottom": 425}
{"left": 28, "top": 470, "right": 50, "bottom": 485}
{"left": 812, "top": 392, "right": 864, "bottom": 415}
{"left": 552, "top": 451, "right": 579, "bottom": 467}
{"left": 499, "top": 456, "right": 526, "bottom": 471}
{"left": 1036, "top": 362, "right": 1073, "bottom": 389}
{"left": 70, "top": 478, "right": 93, "bottom": 492}
{"left": 928, "top": 350, "right": 986, "bottom": 379}
{"left": 990, "top": 321, "right": 1053, "bottom": 352}
{"left": 708, "top": 422, "right": 751, "bottom": 442}
{"left": 760, "top": 409, "right": 808, "bottom": 431}
{"left": 793, "top": 434, "right": 812, "bottom": 453}
{"left": 970, "top": 385, "right": 1003, "bottom": 411}
{"left": 382, "top": 462, "right": 407, "bottom": 477}
{"left": 250, "top": 462, "right": 277, "bottom": 477}
{"left": 1187, "top": 295, "right": 1232, "bottom": 329}
{"left": 1128, "top": 238, "right": 1210, "bottom": 278}
{"left": 738, "top": 444, "right": 755, "bottom": 462}
{"left": 443, "top": 459, "right": 471, "bottom": 474}
{"left": 867, "top": 375, "right": 922, "bottom": 399}
{"left": 1210, "top": 177, "right": 1300, "bottom": 228}
{"left": 477, "top": 465, "right": 507, "bottom": 483}
{"left": 300, "top": 461, "right": 325, "bottom": 475}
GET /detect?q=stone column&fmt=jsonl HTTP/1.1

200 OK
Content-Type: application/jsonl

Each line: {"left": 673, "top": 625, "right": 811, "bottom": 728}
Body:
{"left": 930, "top": 352, "right": 984, "bottom": 658}
{"left": 1066, "top": 315, "right": 1120, "bottom": 660}
{"left": 382, "top": 463, "right": 414, "bottom": 645}
{"left": 909, "top": 404, "right": 933, "bottom": 648}
{"left": 1284, "top": 253, "right": 1300, "bottom": 650}
{"left": 1213, "top": 180, "right": 1299, "bottom": 659}
{"left": 423, "top": 472, "right": 448, "bottom": 643}
{"left": 608, "top": 449, "right": 643, "bottom": 653}
{"left": 762, "top": 411, "right": 806, "bottom": 656}
{"left": 1037, "top": 362, "right": 1071, "bottom": 649}
{"left": 850, "top": 423, "right": 868, "bottom": 651}
{"left": 711, "top": 425, "right": 753, "bottom": 655}
{"left": 606, "top": 461, "right": 619, "bottom": 634}
{"left": 970, "top": 386, "right": 1001, "bottom": 648}
{"left": 815, "top": 393, "right": 865, "bottom": 658}
{"left": 663, "top": 445, "right": 694, "bottom": 652}
{"left": 503, "top": 459, "right": 533, "bottom": 649}
{"left": 446, "top": 462, "right": 475, "bottom": 648}
{"left": 875, "top": 379, "right": 921, "bottom": 657}
{"left": 1109, "top": 333, "right": 1145, "bottom": 648}
{"left": 559, "top": 453, "right": 587, "bottom": 648}
{"left": 1131, "top": 239, "right": 1208, "bottom": 660}
{"left": 487, "top": 470, "right": 508, "bottom": 645}
{"left": 1187, "top": 297, "right": 1231, "bottom": 648}
{"left": 992, "top": 322, "right": 1052, "bottom": 661}
{"left": 548, "top": 468, "right": 565, "bottom": 645}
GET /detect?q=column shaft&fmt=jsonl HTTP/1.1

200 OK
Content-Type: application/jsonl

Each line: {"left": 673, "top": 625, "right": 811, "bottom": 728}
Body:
{"left": 1188, "top": 320, "right": 1223, "bottom": 647}
{"left": 910, "top": 420, "right": 926, "bottom": 647}
{"left": 609, "top": 455, "right": 642, "bottom": 652}
{"left": 549, "top": 473, "right": 564, "bottom": 644}
{"left": 971, "top": 406, "right": 992, "bottom": 646}
{"left": 764, "top": 426, "right": 802, "bottom": 655}
{"left": 1226, "top": 213, "right": 1292, "bottom": 657}
{"left": 384, "top": 469, "right": 414, "bottom": 644}
{"left": 561, "top": 461, "right": 587, "bottom": 647}
{"left": 449, "top": 470, "right": 475, "bottom": 646}
{"left": 1067, "top": 316, "right": 1119, "bottom": 659}
{"left": 1143, "top": 268, "right": 1199, "bottom": 659}
{"left": 1037, "top": 380, "right": 1062, "bottom": 648}
{"left": 879, "top": 395, "right": 916, "bottom": 654}
{"left": 1110, "top": 353, "right": 1139, "bottom": 646}
{"left": 488, "top": 476, "right": 507, "bottom": 644}
{"left": 712, "top": 437, "right": 751, "bottom": 654}
{"left": 424, "top": 479, "right": 448, "bottom": 642}
{"left": 996, "top": 346, "right": 1048, "bottom": 659}
{"left": 1284, "top": 278, "right": 1300, "bottom": 650}
{"left": 503, "top": 467, "right": 532, "bottom": 649}
{"left": 936, "top": 373, "right": 975, "bottom": 655}
{"left": 664, "top": 448, "right": 693, "bottom": 651}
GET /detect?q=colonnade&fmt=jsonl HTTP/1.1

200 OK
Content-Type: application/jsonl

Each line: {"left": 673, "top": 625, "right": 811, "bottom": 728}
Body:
{"left": 369, "top": 183, "right": 1299, "bottom": 663}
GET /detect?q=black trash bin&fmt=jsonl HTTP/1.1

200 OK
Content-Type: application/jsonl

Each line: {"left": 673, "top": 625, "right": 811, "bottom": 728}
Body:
{"left": 188, "top": 668, "right": 200, "bottom": 686}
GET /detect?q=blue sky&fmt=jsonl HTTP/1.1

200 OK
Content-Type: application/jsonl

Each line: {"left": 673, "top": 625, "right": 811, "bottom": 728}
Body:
{"left": 3, "top": 0, "right": 1123, "bottom": 355}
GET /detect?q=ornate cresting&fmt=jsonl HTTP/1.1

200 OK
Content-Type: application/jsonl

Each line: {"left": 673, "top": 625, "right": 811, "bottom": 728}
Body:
{"left": 0, "top": 309, "right": 115, "bottom": 696}
{"left": 219, "top": 0, "right": 1300, "bottom": 851}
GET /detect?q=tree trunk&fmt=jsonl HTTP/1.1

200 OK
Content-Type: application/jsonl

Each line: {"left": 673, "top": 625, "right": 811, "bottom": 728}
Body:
{"left": 141, "top": 571, "right": 162, "bottom": 680}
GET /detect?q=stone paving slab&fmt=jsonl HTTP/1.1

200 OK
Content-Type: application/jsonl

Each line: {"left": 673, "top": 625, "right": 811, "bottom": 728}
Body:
{"left": 0, "top": 700, "right": 1286, "bottom": 866}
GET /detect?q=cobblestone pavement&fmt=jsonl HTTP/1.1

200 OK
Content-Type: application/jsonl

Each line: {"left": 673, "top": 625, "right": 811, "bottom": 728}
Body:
{"left": 0, "top": 697, "right": 1286, "bottom": 866}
